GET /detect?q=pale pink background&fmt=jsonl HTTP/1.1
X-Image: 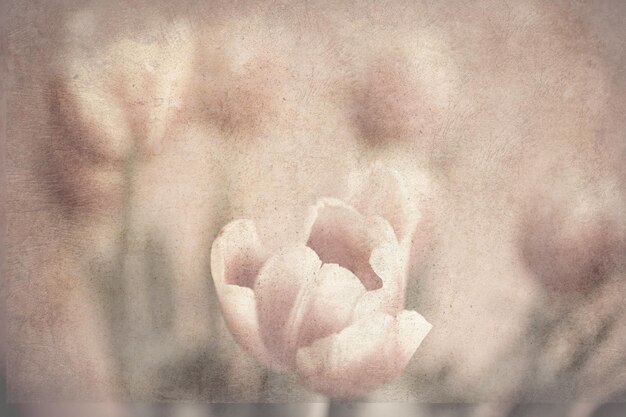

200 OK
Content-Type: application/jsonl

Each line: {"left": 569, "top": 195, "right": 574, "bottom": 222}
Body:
{"left": 3, "top": 0, "right": 625, "bottom": 409}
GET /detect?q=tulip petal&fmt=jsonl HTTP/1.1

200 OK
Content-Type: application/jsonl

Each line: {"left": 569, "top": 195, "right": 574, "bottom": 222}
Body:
{"left": 350, "top": 162, "right": 420, "bottom": 244}
{"left": 211, "top": 219, "right": 267, "bottom": 289}
{"left": 295, "top": 310, "right": 432, "bottom": 397}
{"left": 218, "top": 285, "right": 277, "bottom": 368}
{"left": 297, "top": 263, "right": 367, "bottom": 349}
{"left": 305, "top": 198, "right": 386, "bottom": 291}
{"left": 254, "top": 246, "right": 322, "bottom": 369}
{"left": 211, "top": 219, "right": 273, "bottom": 367}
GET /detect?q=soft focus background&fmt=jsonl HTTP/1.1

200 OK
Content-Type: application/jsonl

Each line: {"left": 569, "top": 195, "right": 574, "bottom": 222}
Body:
{"left": 3, "top": 0, "right": 626, "bottom": 413}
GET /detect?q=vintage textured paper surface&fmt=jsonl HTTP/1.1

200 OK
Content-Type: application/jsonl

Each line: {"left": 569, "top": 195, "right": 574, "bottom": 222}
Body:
{"left": 3, "top": 0, "right": 626, "bottom": 414}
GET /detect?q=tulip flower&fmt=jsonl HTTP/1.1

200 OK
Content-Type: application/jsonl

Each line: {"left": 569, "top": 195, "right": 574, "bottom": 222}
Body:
{"left": 211, "top": 163, "right": 432, "bottom": 397}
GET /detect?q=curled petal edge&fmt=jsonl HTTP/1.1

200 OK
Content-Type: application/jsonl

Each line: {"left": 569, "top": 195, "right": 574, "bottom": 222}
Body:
{"left": 303, "top": 197, "right": 401, "bottom": 291}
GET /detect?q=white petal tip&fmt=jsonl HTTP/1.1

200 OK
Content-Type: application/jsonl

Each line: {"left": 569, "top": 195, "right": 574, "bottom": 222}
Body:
{"left": 397, "top": 310, "right": 433, "bottom": 357}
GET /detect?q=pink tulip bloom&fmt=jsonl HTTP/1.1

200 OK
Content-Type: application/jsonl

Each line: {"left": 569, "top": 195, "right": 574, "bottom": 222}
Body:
{"left": 211, "top": 163, "right": 432, "bottom": 397}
